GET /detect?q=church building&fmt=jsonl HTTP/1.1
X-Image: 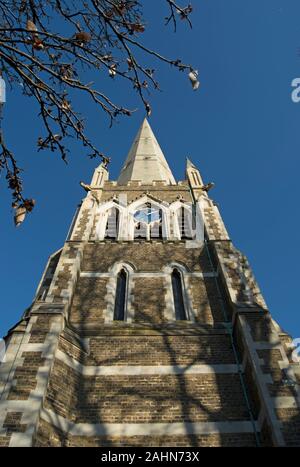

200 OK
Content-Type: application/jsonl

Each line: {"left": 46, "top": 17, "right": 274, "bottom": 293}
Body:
{"left": 0, "top": 119, "right": 299, "bottom": 447}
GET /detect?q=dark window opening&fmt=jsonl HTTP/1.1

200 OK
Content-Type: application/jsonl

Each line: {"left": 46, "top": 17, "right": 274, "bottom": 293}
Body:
{"left": 113, "top": 269, "right": 127, "bottom": 321}
{"left": 172, "top": 269, "right": 187, "bottom": 320}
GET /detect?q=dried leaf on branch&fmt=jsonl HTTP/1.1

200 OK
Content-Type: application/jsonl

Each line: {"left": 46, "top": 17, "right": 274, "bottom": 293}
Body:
{"left": 188, "top": 69, "right": 200, "bottom": 90}
{"left": 0, "top": 0, "right": 196, "bottom": 226}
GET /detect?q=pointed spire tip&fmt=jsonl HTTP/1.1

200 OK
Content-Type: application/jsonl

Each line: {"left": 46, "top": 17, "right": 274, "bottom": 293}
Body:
{"left": 117, "top": 119, "right": 176, "bottom": 185}
{"left": 186, "top": 157, "right": 196, "bottom": 169}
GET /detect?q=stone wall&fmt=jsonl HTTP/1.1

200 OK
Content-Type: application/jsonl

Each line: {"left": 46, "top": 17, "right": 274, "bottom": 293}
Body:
{"left": 33, "top": 327, "right": 259, "bottom": 447}
{"left": 81, "top": 243, "right": 211, "bottom": 273}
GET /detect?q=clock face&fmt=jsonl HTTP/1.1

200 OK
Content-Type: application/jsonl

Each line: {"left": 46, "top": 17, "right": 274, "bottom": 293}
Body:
{"left": 134, "top": 206, "right": 161, "bottom": 224}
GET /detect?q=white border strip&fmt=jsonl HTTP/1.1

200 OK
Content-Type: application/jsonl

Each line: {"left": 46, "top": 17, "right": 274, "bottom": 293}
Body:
{"left": 56, "top": 349, "right": 238, "bottom": 376}
{"left": 80, "top": 272, "right": 218, "bottom": 279}
{"left": 41, "top": 408, "right": 257, "bottom": 437}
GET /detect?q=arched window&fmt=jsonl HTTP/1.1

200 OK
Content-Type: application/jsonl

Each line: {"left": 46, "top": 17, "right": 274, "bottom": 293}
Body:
{"left": 133, "top": 203, "right": 163, "bottom": 240}
{"left": 177, "top": 206, "right": 193, "bottom": 240}
{"left": 105, "top": 207, "right": 120, "bottom": 239}
{"left": 113, "top": 269, "right": 127, "bottom": 321}
{"left": 171, "top": 269, "right": 187, "bottom": 320}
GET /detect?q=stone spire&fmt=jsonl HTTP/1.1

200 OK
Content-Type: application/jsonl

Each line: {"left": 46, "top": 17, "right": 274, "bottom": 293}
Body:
{"left": 186, "top": 157, "right": 198, "bottom": 171}
{"left": 186, "top": 156, "right": 204, "bottom": 187}
{"left": 117, "top": 118, "right": 176, "bottom": 185}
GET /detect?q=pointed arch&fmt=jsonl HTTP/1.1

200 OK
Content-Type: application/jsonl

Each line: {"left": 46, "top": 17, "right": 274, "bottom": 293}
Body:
{"left": 163, "top": 263, "right": 192, "bottom": 322}
{"left": 104, "top": 262, "right": 135, "bottom": 323}
{"left": 108, "top": 261, "right": 136, "bottom": 274}
{"left": 128, "top": 196, "right": 169, "bottom": 240}
{"left": 95, "top": 200, "right": 124, "bottom": 240}
{"left": 170, "top": 201, "right": 194, "bottom": 240}
{"left": 171, "top": 268, "right": 187, "bottom": 320}
{"left": 113, "top": 269, "right": 127, "bottom": 321}
{"left": 133, "top": 202, "right": 163, "bottom": 240}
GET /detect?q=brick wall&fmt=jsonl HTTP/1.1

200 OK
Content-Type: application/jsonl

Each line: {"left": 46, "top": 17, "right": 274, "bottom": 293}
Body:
{"left": 44, "top": 364, "right": 250, "bottom": 424}
{"left": 2, "top": 178, "right": 299, "bottom": 448}
{"left": 35, "top": 419, "right": 257, "bottom": 447}
{"left": 133, "top": 277, "right": 166, "bottom": 324}
{"left": 81, "top": 243, "right": 212, "bottom": 273}
{"left": 189, "top": 277, "right": 224, "bottom": 324}
{"left": 83, "top": 334, "right": 237, "bottom": 366}
{"left": 70, "top": 277, "right": 109, "bottom": 325}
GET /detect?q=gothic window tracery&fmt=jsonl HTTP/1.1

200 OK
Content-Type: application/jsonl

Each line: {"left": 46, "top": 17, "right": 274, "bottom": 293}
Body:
{"left": 133, "top": 203, "right": 163, "bottom": 240}
{"left": 177, "top": 206, "right": 194, "bottom": 240}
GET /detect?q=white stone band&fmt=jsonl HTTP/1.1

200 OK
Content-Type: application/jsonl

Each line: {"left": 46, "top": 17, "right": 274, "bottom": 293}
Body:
{"left": 55, "top": 349, "right": 238, "bottom": 376}
{"left": 41, "top": 408, "right": 258, "bottom": 437}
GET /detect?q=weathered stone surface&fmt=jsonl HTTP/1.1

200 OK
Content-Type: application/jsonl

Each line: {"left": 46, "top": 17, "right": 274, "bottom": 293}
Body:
{"left": 81, "top": 242, "right": 212, "bottom": 272}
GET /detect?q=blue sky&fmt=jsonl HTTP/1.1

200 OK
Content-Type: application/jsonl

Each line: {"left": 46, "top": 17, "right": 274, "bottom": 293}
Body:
{"left": 1, "top": 1, "right": 300, "bottom": 338}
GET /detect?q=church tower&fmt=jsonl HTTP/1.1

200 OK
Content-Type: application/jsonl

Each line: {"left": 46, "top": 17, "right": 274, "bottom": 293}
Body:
{"left": 0, "top": 119, "right": 299, "bottom": 447}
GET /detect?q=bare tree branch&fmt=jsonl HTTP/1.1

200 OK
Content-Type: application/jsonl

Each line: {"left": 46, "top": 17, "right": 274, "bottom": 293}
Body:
{"left": 0, "top": 0, "right": 197, "bottom": 225}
